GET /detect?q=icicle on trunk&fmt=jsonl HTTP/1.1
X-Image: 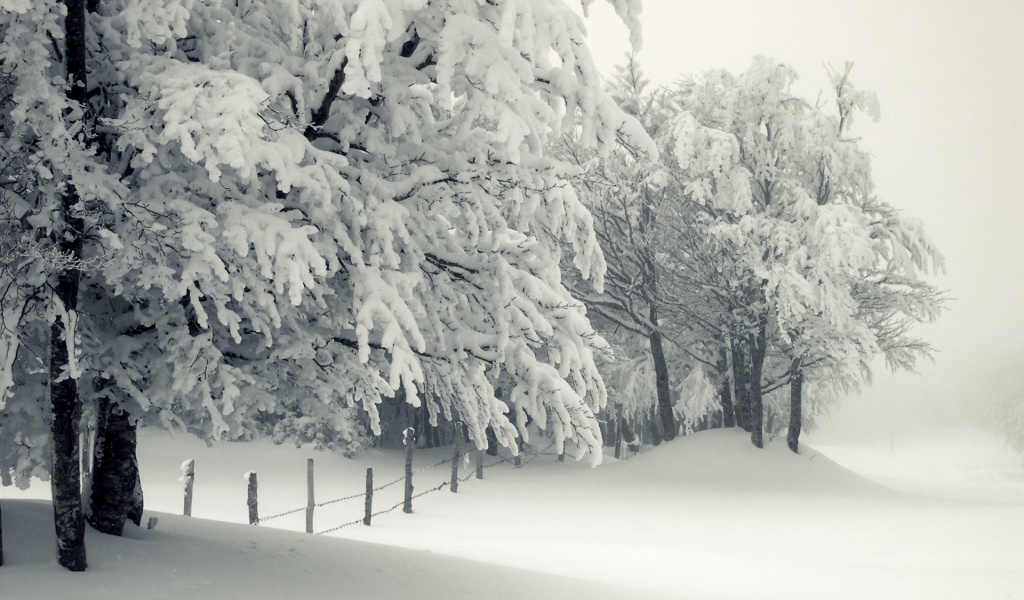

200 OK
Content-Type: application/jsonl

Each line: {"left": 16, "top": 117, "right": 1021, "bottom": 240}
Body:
{"left": 787, "top": 358, "right": 804, "bottom": 453}
{"left": 88, "top": 397, "right": 143, "bottom": 535}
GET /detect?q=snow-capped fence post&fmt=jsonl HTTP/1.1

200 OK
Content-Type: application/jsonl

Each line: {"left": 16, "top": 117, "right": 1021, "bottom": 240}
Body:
{"left": 403, "top": 428, "right": 414, "bottom": 514}
{"left": 475, "top": 449, "right": 484, "bottom": 480}
{"left": 246, "top": 472, "right": 258, "bottom": 525}
{"left": 450, "top": 421, "right": 461, "bottom": 493}
{"left": 363, "top": 468, "right": 373, "bottom": 526}
{"left": 182, "top": 459, "right": 195, "bottom": 517}
{"left": 305, "top": 459, "right": 314, "bottom": 534}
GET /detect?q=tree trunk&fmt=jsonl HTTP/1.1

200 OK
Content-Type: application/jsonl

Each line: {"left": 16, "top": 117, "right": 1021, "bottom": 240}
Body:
{"left": 787, "top": 358, "right": 803, "bottom": 454}
{"left": 50, "top": 319, "right": 86, "bottom": 571}
{"left": 50, "top": 0, "right": 89, "bottom": 570}
{"left": 88, "top": 397, "right": 143, "bottom": 535}
{"left": 484, "top": 425, "right": 499, "bottom": 456}
{"left": 718, "top": 379, "right": 734, "bottom": 428}
{"left": 614, "top": 403, "right": 623, "bottom": 459}
{"left": 416, "top": 401, "right": 440, "bottom": 449}
{"left": 731, "top": 339, "right": 752, "bottom": 432}
{"left": 648, "top": 329, "right": 676, "bottom": 441}
{"left": 716, "top": 346, "right": 735, "bottom": 428}
{"left": 647, "top": 403, "right": 663, "bottom": 446}
{"left": 748, "top": 324, "right": 768, "bottom": 449}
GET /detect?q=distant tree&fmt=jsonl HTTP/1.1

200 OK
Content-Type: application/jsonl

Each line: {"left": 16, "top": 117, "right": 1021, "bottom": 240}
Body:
{"left": 667, "top": 58, "right": 943, "bottom": 449}
{"left": 567, "top": 56, "right": 944, "bottom": 452}
{"left": 987, "top": 357, "right": 1024, "bottom": 458}
{"left": 558, "top": 56, "right": 678, "bottom": 441}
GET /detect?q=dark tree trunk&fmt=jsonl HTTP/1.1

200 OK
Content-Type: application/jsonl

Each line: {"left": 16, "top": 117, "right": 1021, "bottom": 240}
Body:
{"left": 648, "top": 329, "right": 676, "bottom": 442}
{"left": 415, "top": 400, "right": 440, "bottom": 449}
{"left": 50, "top": 0, "right": 89, "bottom": 570}
{"left": 716, "top": 344, "right": 733, "bottom": 427}
{"left": 719, "top": 379, "right": 735, "bottom": 428}
{"left": 748, "top": 324, "right": 768, "bottom": 449}
{"left": 731, "top": 339, "right": 752, "bottom": 432}
{"left": 717, "top": 348, "right": 736, "bottom": 428}
{"left": 50, "top": 321, "right": 86, "bottom": 571}
{"left": 787, "top": 358, "right": 803, "bottom": 454}
{"left": 484, "top": 425, "right": 498, "bottom": 456}
{"left": 646, "top": 404, "right": 663, "bottom": 446}
{"left": 613, "top": 403, "right": 623, "bottom": 458}
{"left": 88, "top": 397, "right": 143, "bottom": 535}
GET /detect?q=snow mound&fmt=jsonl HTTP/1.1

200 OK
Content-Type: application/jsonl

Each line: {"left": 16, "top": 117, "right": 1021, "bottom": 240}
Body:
{"left": 596, "top": 429, "right": 896, "bottom": 497}
{"left": 0, "top": 499, "right": 681, "bottom": 600}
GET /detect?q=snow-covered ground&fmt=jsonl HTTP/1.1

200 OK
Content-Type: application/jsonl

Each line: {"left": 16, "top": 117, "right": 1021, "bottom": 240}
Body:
{"left": 4, "top": 427, "right": 1023, "bottom": 599}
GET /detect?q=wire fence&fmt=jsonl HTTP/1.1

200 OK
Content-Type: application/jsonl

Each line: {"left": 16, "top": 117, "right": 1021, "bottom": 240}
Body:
{"left": 310, "top": 441, "right": 556, "bottom": 534}
{"left": 181, "top": 431, "right": 560, "bottom": 537}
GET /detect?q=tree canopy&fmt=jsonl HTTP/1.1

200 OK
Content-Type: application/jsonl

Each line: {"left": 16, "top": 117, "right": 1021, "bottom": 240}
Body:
{"left": 0, "top": 0, "right": 652, "bottom": 566}
{"left": 562, "top": 55, "right": 943, "bottom": 449}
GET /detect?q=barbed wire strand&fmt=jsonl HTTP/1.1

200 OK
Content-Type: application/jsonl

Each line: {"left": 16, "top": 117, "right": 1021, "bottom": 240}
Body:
{"left": 263, "top": 440, "right": 559, "bottom": 528}
{"left": 316, "top": 480, "right": 450, "bottom": 535}
{"left": 256, "top": 506, "right": 307, "bottom": 524}
{"left": 315, "top": 491, "right": 365, "bottom": 508}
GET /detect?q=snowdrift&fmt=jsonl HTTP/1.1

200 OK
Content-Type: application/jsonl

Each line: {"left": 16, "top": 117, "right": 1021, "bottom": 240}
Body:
{"left": 0, "top": 499, "right": 683, "bottom": 600}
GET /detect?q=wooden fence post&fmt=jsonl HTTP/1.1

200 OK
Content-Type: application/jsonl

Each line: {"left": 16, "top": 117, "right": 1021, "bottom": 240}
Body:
{"left": 475, "top": 448, "right": 484, "bottom": 479}
{"left": 182, "top": 459, "right": 195, "bottom": 517}
{"left": 305, "top": 458, "right": 314, "bottom": 534}
{"left": 450, "top": 421, "right": 460, "bottom": 493}
{"left": 363, "top": 467, "right": 373, "bottom": 526}
{"left": 403, "top": 427, "right": 414, "bottom": 514}
{"left": 246, "top": 472, "right": 258, "bottom": 525}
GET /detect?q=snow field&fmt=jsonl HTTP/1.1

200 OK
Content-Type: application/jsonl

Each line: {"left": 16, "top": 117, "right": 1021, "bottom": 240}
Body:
{"left": 4, "top": 427, "right": 1024, "bottom": 599}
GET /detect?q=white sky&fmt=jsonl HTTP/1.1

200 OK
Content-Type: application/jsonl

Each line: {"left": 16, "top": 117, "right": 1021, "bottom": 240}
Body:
{"left": 576, "top": 0, "right": 1024, "bottom": 439}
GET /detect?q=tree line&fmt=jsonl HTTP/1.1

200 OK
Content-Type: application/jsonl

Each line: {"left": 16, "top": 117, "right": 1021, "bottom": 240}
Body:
{"left": 0, "top": 1, "right": 942, "bottom": 572}
{"left": 561, "top": 56, "right": 943, "bottom": 452}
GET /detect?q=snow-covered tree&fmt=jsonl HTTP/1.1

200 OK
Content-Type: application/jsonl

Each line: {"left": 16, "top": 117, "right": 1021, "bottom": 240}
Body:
{"left": 566, "top": 56, "right": 943, "bottom": 452}
{"left": 669, "top": 58, "right": 943, "bottom": 449}
{"left": 989, "top": 365, "right": 1024, "bottom": 458}
{"left": 557, "top": 56, "right": 678, "bottom": 441}
{"left": 0, "top": 0, "right": 647, "bottom": 568}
